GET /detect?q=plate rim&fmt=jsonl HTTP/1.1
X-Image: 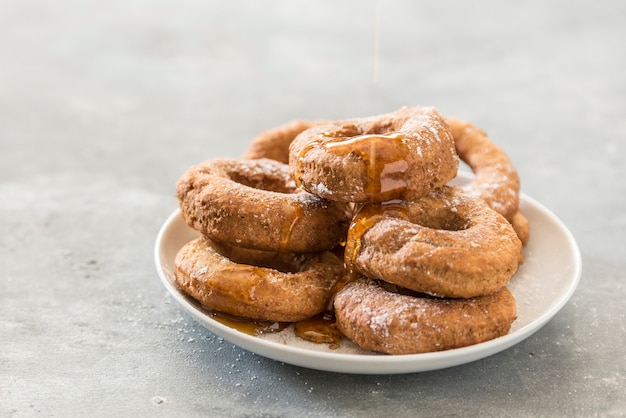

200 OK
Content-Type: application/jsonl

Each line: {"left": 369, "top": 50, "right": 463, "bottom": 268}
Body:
{"left": 154, "top": 179, "right": 582, "bottom": 374}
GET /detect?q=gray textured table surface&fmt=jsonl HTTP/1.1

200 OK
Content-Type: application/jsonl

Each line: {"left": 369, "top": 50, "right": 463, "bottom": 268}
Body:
{"left": 1, "top": 1, "right": 624, "bottom": 417}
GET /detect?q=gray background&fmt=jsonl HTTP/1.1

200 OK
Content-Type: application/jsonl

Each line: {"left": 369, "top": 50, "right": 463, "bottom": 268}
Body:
{"left": 1, "top": 0, "right": 624, "bottom": 416}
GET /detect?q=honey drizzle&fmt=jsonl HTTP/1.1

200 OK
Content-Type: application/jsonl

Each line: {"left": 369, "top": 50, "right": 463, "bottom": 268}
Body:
{"left": 297, "top": 132, "right": 410, "bottom": 199}
{"left": 210, "top": 311, "right": 289, "bottom": 336}
{"left": 208, "top": 132, "right": 417, "bottom": 347}
{"left": 279, "top": 203, "right": 304, "bottom": 253}
{"left": 208, "top": 202, "right": 411, "bottom": 347}
{"left": 209, "top": 310, "right": 342, "bottom": 348}
{"left": 294, "top": 311, "right": 342, "bottom": 348}
{"left": 343, "top": 201, "right": 409, "bottom": 270}
{"left": 294, "top": 136, "right": 324, "bottom": 188}
{"left": 324, "top": 132, "right": 409, "bottom": 198}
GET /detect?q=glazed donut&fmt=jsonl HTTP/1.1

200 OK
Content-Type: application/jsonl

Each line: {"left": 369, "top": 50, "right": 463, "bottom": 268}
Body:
{"left": 176, "top": 158, "right": 350, "bottom": 253}
{"left": 175, "top": 237, "right": 344, "bottom": 322}
{"left": 289, "top": 106, "right": 459, "bottom": 203}
{"left": 345, "top": 186, "right": 521, "bottom": 298}
{"left": 243, "top": 119, "right": 327, "bottom": 164}
{"left": 333, "top": 276, "right": 517, "bottom": 355}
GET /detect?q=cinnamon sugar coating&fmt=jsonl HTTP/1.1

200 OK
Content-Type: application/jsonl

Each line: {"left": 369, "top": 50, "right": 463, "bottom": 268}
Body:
{"left": 447, "top": 117, "right": 529, "bottom": 245}
{"left": 511, "top": 210, "right": 530, "bottom": 246}
{"left": 175, "top": 237, "right": 344, "bottom": 322}
{"left": 349, "top": 186, "right": 522, "bottom": 298}
{"left": 289, "top": 106, "right": 459, "bottom": 203}
{"left": 176, "top": 158, "right": 350, "bottom": 252}
{"left": 243, "top": 119, "right": 328, "bottom": 164}
{"left": 334, "top": 277, "right": 517, "bottom": 355}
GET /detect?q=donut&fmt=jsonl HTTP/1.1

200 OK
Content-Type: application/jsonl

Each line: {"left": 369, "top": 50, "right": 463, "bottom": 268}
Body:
{"left": 175, "top": 237, "right": 345, "bottom": 322}
{"left": 289, "top": 106, "right": 459, "bottom": 203}
{"left": 511, "top": 210, "right": 530, "bottom": 247}
{"left": 447, "top": 117, "right": 529, "bottom": 244}
{"left": 176, "top": 158, "right": 350, "bottom": 252}
{"left": 333, "top": 276, "right": 517, "bottom": 355}
{"left": 243, "top": 119, "right": 327, "bottom": 164}
{"left": 345, "top": 186, "right": 522, "bottom": 298}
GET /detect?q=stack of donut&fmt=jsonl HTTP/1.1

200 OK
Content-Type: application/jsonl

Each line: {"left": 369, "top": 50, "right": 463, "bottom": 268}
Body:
{"left": 174, "top": 106, "right": 528, "bottom": 355}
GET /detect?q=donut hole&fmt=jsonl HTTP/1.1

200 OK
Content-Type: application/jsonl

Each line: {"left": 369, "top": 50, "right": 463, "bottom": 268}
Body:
{"left": 370, "top": 124, "right": 395, "bottom": 135}
{"left": 406, "top": 190, "right": 475, "bottom": 232}
{"left": 223, "top": 159, "right": 296, "bottom": 194}
{"left": 228, "top": 171, "right": 296, "bottom": 194}
{"left": 411, "top": 209, "right": 470, "bottom": 232}
{"left": 211, "top": 239, "right": 307, "bottom": 273}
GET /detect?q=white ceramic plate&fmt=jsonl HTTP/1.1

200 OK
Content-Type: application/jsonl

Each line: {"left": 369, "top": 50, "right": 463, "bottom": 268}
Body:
{"left": 155, "top": 173, "right": 582, "bottom": 374}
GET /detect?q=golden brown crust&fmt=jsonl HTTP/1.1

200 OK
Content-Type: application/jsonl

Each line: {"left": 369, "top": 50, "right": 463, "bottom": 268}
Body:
{"left": 334, "top": 277, "right": 517, "bottom": 355}
{"left": 176, "top": 158, "right": 350, "bottom": 252}
{"left": 447, "top": 118, "right": 521, "bottom": 219}
{"left": 447, "top": 117, "right": 530, "bottom": 247}
{"left": 347, "top": 186, "right": 522, "bottom": 298}
{"left": 511, "top": 210, "right": 530, "bottom": 246}
{"left": 289, "top": 106, "right": 459, "bottom": 203}
{"left": 243, "top": 120, "right": 328, "bottom": 164}
{"left": 175, "top": 237, "right": 345, "bottom": 322}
